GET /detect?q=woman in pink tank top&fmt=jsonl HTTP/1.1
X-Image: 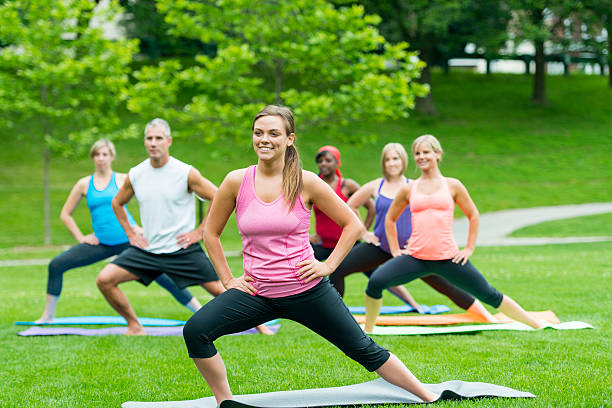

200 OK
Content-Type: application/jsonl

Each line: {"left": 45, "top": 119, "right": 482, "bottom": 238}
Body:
{"left": 363, "top": 135, "right": 547, "bottom": 332}
{"left": 183, "top": 106, "right": 439, "bottom": 403}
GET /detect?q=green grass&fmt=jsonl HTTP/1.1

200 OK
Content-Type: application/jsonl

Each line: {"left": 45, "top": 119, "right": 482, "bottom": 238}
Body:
{"left": 1, "top": 242, "right": 610, "bottom": 407}
{"left": 1, "top": 72, "right": 611, "bottom": 248}
{"left": 511, "top": 213, "right": 612, "bottom": 238}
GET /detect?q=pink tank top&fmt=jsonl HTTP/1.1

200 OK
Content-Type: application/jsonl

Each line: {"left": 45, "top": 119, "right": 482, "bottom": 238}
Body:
{"left": 236, "top": 165, "right": 320, "bottom": 298}
{"left": 407, "top": 178, "right": 458, "bottom": 260}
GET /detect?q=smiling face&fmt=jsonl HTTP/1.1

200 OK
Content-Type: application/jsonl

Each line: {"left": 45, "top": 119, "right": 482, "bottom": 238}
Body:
{"left": 91, "top": 146, "right": 114, "bottom": 171}
{"left": 144, "top": 125, "right": 172, "bottom": 163}
{"left": 413, "top": 142, "right": 441, "bottom": 172}
{"left": 316, "top": 152, "right": 337, "bottom": 177}
{"left": 383, "top": 149, "right": 404, "bottom": 178}
{"left": 252, "top": 115, "right": 294, "bottom": 162}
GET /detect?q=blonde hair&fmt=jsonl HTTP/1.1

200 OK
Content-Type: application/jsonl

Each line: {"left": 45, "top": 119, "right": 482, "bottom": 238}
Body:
{"left": 89, "top": 139, "right": 116, "bottom": 158}
{"left": 411, "top": 134, "right": 443, "bottom": 162}
{"left": 252, "top": 105, "right": 302, "bottom": 211}
{"left": 381, "top": 143, "right": 408, "bottom": 179}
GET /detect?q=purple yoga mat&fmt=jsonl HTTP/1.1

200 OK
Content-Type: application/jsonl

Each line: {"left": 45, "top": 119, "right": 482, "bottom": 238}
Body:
{"left": 18, "top": 324, "right": 280, "bottom": 337}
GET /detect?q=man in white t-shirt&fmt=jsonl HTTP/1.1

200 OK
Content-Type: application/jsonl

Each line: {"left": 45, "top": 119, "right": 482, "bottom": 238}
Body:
{"left": 96, "top": 118, "right": 272, "bottom": 336}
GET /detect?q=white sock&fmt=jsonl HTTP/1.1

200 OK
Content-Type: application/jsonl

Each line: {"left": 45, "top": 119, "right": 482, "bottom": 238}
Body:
{"left": 185, "top": 297, "right": 202, "bottom": 313}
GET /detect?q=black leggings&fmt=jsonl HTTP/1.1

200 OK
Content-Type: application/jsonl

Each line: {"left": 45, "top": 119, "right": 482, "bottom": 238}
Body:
{"left": 366, "top": 255, "right": 504, "bottom": 308}
{"left": 183, "top": 279, "right": 390, "bottom": 372}
{"left": 330, "top": 242, "right": 477, "bottom": 310}
{"left": 312, "top": 242, "right": 375, "bottom": 282}
{"left": 46, "top": 242, "right": 194, "bottom": 305}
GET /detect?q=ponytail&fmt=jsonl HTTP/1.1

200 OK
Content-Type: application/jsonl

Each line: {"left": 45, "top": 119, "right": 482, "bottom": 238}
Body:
{"left": 283, "top": 144, "right": 303, "bottom": 211}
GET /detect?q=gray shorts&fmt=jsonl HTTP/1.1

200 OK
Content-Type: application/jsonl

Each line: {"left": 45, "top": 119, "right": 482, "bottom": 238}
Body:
{"left": 112, "top": 243, "right": 218, "bottom": 289}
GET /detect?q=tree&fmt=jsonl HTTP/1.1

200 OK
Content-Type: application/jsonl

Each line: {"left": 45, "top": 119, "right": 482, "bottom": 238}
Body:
{"left": 117, "top": 0, "right": 214, "bottom": 60}
{"left": 127, "top": 0, "right": 428, "bottom": 143}
{"left": 355, "top": 0, "right": 468, "bottom": 115}
{"left": 582, "top": 0, "right": 612, "bottom": 87}
{"left": 0, "top": 0, "right": 137, "bottom": 244}
{"left": 508, "top": 1, "right": 579, "bottom": 105}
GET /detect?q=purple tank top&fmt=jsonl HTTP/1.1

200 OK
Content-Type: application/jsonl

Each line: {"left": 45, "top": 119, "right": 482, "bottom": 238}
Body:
{"left": 372, "top": 178, "right": 412, "bottom": 253}
{"left": 235, "top": 166, "right": 319, "bottom": 298}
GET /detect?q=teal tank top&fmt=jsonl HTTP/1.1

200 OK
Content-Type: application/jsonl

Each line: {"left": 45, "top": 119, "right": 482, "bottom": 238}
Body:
{"left": 86, "top": 172, "right": 136, "bottom": 246}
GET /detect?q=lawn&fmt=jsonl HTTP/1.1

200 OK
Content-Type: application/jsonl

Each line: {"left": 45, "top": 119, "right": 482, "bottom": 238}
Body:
{"left": 511, "top": 213, "right": 612, "bottom": 237}
{"left": 1, "top": 242, "right": 610, "bottom": 407}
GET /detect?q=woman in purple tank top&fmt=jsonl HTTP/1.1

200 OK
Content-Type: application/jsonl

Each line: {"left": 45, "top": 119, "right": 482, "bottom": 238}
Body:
{"left": 183, "top": 105, "right": 438, "bottom": 403}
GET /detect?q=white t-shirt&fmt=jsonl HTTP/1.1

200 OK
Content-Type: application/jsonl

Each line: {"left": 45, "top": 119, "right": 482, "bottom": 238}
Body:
{"left": 129, "top": 156, "right": 195, "bottom": 253}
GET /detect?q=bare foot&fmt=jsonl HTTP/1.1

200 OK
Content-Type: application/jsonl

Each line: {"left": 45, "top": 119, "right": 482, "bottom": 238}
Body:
{"left": 535, "top": 319, "right": 551, "bottom": 329}
{"left": 425, "top": 391, "right": 439, "bottom": 402}
{"left": 125, "top": 325, "right": 146, "bottom": 336}
{"left": 34, "top": 317, "right": 54, "bottom": 324}
{"left": 255, "top": 325, "right": 275, "bottom": 335}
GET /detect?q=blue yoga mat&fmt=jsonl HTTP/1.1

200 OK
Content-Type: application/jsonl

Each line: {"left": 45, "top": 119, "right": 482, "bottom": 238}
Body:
{"left": 15, "top": 316, "right": 186, "bottom": 326}
{"left": 16, "top": 316, "right": 279, "bottom": 327}
{"left": 18, "top": 324, "right": 282, "bottom": 337}
{"left": 348, "top": 304, "right": 450, "bottom": 315}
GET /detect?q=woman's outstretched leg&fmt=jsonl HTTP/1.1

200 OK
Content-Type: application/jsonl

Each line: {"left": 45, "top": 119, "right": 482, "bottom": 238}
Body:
{"left": 498, "top": 295, "right": 546, "bottom": 329}
{"left": 375, "top": 353, "right": 438, "bottom": 402}
{"left": 192, "top": 354, "right": 233, "bottom": 403}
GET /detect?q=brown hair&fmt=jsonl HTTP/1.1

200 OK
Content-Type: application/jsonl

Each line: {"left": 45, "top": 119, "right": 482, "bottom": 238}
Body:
{"left": 252, "top": 105, "right": 302, "bottom": 210}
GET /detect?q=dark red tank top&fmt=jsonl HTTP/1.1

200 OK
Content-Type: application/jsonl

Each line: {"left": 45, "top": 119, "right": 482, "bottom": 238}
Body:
{"left": 313, "top": 176, "right": 348, "bottom": 248}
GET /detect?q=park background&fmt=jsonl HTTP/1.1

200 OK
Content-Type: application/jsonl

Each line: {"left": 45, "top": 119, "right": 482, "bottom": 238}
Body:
{"left": 0, "top": 1, "right": 611, "bottom": 407}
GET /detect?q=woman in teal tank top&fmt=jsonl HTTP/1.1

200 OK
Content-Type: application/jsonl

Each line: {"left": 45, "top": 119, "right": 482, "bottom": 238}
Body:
{"left": 36, "top": 139, "right": 201, "bottom": 323}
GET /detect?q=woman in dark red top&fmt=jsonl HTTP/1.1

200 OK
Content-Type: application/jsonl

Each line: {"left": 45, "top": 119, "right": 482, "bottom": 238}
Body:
{"left": 310, "top": 145, "right": 375, "bottom": 260}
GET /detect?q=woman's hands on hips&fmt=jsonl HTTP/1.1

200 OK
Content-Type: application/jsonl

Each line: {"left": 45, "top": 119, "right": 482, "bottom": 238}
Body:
{"left": 452, "top": 247, "right": 474, "bottom": 265}
{"left": 79, "top": 234, "right": 99, "bottom": 245}
{"left": 223, "top": 275, "right": 257, "bottom": 295}
{"left": 361, "top": 231, "right": 380, "bottom": 246}
{"left": 296, "top": 259, "right": 333, "bottom": 283}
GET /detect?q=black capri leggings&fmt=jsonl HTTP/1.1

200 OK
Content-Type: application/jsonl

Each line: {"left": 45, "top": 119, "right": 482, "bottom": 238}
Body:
{"left": 46, "top": 242, "right": 194, "bottom": 305}
{"left": 183, "top": 279, "right": 390, "bottom": 372}
{"left": 330, "top": 242, "right": 477, "bottom": 310}
{"left": 365, "top": 255, "right": 504, "bottom": 308}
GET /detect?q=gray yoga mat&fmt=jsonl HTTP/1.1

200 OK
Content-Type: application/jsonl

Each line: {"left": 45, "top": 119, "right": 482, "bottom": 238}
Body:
{"left": 368, "top": 321, "right": 593, "bottom": 336}
{"left": 121, "top": 377, "right": 535, "bottom": 407}
{"left": 18, "top": 324, "right": 280, "bottom": 337}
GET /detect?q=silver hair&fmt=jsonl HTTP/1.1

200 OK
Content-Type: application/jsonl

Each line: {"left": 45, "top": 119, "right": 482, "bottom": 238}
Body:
{"left": 144, "top": 118, "right": 171, "bottom": 138}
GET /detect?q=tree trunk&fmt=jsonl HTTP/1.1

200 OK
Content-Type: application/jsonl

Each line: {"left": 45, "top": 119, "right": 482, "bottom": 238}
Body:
{"left": 44, "top": 147, "right": 51, "bottom": 245}
{"left": 607, "top": 19, "right": 612, "bottom": 88}
{"left": 531, "top": 39, "right": 549, "bottom": 105}
{"left": 415, "top": 46, "right": 438, "bottom": 115}
{"left": 274, "top": 61, "right": 283, "bottom": 105}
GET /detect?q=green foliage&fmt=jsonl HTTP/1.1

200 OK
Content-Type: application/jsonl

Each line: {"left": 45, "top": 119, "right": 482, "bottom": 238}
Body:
{"left": 507, "top": 0, "right": 580, "bottom": 47}
{"left": 0, "top": 0, "right": 137, "bottom": 156}
{"left": 117, "top": 0, "right": 214, "bottom": 60}
{"left": 127, "top": 0, "right": 428, "bottom": 143}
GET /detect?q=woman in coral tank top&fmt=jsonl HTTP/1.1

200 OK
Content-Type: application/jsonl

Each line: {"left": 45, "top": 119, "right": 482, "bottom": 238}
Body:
{"left": 183, "top": 106, "right": 438, "bottom": 403}
{"left": 363, "top": 134, "right": 546, "bottom": 332}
